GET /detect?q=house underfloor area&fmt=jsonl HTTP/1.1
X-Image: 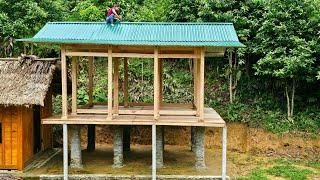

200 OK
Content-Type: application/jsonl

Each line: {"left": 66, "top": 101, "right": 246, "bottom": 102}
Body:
{"left": 20, "top": 145, "right": 227, "bottom": 179}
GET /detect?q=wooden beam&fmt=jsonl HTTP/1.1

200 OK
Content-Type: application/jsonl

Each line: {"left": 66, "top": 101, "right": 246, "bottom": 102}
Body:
{"left": 88, "top": 57, "right": 94, "bottom": 107}
{"left": 154, "top": 48, "right": 160, "bottom": 120}
{"left": 113, "top": 53, "right": 154, "bottom": 58}
{"left": 113, "top": 58, "right": 119, "bottom": 116}
{"left": 159, "top": 54, "right": 199, "bottom": 59}
{"left": 61, "top": 46, "right": 68, "bottom": 118}
{"left": 66, "top": 50, "right": 199, "bottom": 59}
{"left": 199, "top": 48, "right": 205, "bottom": 121}
{"left": 71, "top": 56, "right": 78, "bottom": 115}
{"left": 123, "top": 58, "right": 129, "bottom": 108}
{"left": 108, "top": 48, "right": 113, "bottom": 120}
{"left": 76, "top": 108, "right": 197, "bottom": 116}
{"left": 66, "top": 51, "right": 109, "bottom": 57}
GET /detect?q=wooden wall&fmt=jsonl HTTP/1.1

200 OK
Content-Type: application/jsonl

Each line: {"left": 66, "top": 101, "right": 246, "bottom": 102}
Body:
{"left": 21, "top": 106, "right": 34, "bottom": 168}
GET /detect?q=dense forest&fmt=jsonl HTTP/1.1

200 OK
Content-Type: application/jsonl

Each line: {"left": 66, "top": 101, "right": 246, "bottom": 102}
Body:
{"left": 1, "top": 0, "right": 320, "bottom": 134}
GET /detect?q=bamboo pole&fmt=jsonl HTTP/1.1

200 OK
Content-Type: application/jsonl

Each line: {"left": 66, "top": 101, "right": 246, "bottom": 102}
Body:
{"left": 154, "top": 48, "right": 160, "bottom": 120}
{"left": 108, "top": 47, "right": 113, "bottom": 119}
{"left": 71, "top": 57, "right": 78, "bottom": 115}
{"left": 61, "top": 46, "right": 68, "bottom": 118}
{"left": 88, "top": 56, "right": 94, "bottom": 107}
{"left": 114, "top": 58, "right": 119, "bottom": 116}
{"left": 123, "top": 58, "right": 129, "bottom": 108}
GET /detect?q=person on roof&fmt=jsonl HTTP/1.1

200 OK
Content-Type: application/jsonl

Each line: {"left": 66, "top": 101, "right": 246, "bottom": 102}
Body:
{"left": 106, "top": 4, "right": 121, "bottom": 26}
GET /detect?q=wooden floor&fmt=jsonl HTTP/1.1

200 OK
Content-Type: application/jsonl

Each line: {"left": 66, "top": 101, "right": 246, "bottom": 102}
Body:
{"left": 42, "top": 106, "right": 225, "bottom": 127}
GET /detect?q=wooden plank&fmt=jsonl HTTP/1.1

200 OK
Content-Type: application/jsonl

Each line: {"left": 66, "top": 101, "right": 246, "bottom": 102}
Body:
{"left": 199, "top": 48, "right": 205, "bottom": 121}
{"left": 71, "top": 56, "right": 78, "bottom": 115}
{"left": 108, "top": 47, "right": 113, "bottom": 119}
{"left": 123, "top": 58, "right": 129, "bottom": 108}
{"left": 154, "top": 48, "right": 160, "bottom": 120}
{"left": 61, "top": 46, "right": 68, "bottom": 118}
{"left": 88, "top": 56, "right": 94, "bottom": 107}
{"left": 113, "top": 58, "right": 119, "bottom": 116}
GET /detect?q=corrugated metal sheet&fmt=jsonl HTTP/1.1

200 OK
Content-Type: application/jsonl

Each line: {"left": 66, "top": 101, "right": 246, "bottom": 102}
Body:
{"left": 18, "top": 22, "right": 245, "bottom": 47}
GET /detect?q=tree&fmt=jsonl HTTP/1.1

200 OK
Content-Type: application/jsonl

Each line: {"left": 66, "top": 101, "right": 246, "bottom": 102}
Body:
{"left": 254, "top": 0, "right": 319, "bottom": 118}
{"left": 0, "top": 0, "right": 67, "bottom": 57}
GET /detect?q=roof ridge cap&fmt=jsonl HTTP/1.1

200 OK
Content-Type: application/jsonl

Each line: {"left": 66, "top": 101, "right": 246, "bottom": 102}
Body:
{"left": 47, "top": 21, "right": 234, "bottom": 25}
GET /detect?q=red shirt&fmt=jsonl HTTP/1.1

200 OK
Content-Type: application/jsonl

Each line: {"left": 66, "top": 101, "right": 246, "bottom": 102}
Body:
{"left": 107, "top": 8, "right": 115, "bottom": 17}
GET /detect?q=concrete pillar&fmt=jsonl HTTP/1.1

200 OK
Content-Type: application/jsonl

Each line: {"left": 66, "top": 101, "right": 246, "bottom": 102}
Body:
{"left": 70, "top": 125, "right": 83, "bottom": 168}
{"left": 195, "top": 126, "right": 206, "bottom": 169}
{"left": 156, "top": 126, "right": 164, "bottom": 168}
{"left": 113, "top": 126, "right": 124, "bottom": 168}
{"left": 191, "top": 126, "right": 196, "bottom": 152}
{"left": 123, "top": 126, "right": 131, "bottom": 152}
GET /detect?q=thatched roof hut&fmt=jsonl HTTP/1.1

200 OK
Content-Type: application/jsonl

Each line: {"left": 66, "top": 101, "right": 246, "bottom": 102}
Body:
{"left": 0, "top": 55, "right": 57, "bottom": 106}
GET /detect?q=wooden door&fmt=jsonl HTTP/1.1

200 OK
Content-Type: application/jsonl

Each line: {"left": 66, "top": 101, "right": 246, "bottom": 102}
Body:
{"left": 0, "top": 107, "right": 19, "bottom": 169}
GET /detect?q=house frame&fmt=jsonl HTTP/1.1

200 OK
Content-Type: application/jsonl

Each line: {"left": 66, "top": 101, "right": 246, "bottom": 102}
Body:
{"left": 19, "top": 22, "right": 245, "bottom": 180}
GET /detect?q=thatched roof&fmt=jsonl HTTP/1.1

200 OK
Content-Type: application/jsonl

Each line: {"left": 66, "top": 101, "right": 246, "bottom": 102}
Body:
{"left": 0, "top": 55, "right": 56, "bottom": 106}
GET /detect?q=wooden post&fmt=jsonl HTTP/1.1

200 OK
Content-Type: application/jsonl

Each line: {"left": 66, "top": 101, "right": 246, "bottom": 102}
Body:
{"left": 193, "top": 58, "right": 198, "bottom": 110}
{"left": 114, "top": 58, "right": 119, "bottom": 116}
{"left": 88, "top": 56, "right": 94, "bottom": 107}
{"left": 61, "top": 46, "right": 68, "bottom": 118}
{"left": 222, "top": 126, "right": 227, "bottom": 180}
{"left": 152, "top": 124, "right": 157, "bottom": 180}
{"left": 199, "top": 48, "right": 205, "bottom": 121}
{"left": 159, "top": 59, "right": 163, "bottom": 105}
{"left": 108, "top": 47, "right": 113, "bottom": 119}
{"left": 123, "top": 58, "right": 129, "bottom": 108}
{"left": 71, "top": 57, "right": 78, "bottom": 115}
{"left": 63, "top": 124, "right": 68, "bottom": 180}
{"left": 30, "top": 44, "right": 33, "bottom": 55}
{"left": 23, "top": 44, "right": 27, "bottom": 55}
{"left": 154, "top": 48, "right": 160, "bottom": 120}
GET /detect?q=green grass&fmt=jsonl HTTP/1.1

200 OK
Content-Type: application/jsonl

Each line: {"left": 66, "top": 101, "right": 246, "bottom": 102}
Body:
{"left": 266, "top": 165, "right": 313, "bottom": 180}
{"left": 239, "top": 160, "right": 316, "bottom": 180}
{"left": 238, "top": 169, "right": 268, "bottom": 180}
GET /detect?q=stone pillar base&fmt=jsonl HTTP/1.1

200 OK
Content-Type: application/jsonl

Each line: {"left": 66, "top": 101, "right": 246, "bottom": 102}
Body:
{"left": 113, "top": 126, "right": 124, "bottom": 168}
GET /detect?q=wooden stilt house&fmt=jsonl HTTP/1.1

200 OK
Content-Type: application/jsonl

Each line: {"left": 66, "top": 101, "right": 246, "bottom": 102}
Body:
{"left": 19, "top": 22, "right": 244, "bottom": 179}
{"left": 0, "top": 56, "right": 57, "bottom": 170}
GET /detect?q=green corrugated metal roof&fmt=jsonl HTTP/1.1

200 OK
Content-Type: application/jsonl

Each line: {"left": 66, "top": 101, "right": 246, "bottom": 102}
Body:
{"left": 18, "top": 22, "right": 245, "bottom": 47}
